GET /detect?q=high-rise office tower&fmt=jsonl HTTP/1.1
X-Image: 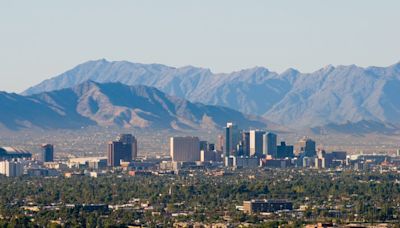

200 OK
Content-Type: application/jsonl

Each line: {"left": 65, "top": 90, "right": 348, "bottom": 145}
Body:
{"left": 208, "top": 143, "right": 215, "bottom": 152}
{"left": 199, "top": 141, "right": 208, "bottom": 152}
{"left": 277, "top": 141, "right": 294, "bottom": 158}
{"left": 236, "top": 141, "right": 244, "bottom": 157}
{"left": 242, "top": 131, "right": 250, "bottom": 157}
{"left": 107, "top": 134, "right": 138, "bottom": 167}
{"left": 216, "top": 135, "right": 224, "bottom": 152}
{"left": 41, "top": 144, "right": 54, "bottom": 162}
{"left": 200, "top": 150, "right": 216, "bottom": 162}
{"left": 299, "top": 137, "right": 316, "bottom": 157}
{"left": 225, "top": 123, "right": 241, "bottom": 157}
{"left": 249, "top": 130, "right": 265, "bottom": 157}
{"left": 170, "top": 136, "right": 200, "bottom": 162}
{"left": 263, "top": 132, "right": 277, "bottom": 158}
{"left": 108, "top": 141, "right": 123, "bottom": 167}
{"left": 116, "top": 134, "right": 138, "bottom": 160}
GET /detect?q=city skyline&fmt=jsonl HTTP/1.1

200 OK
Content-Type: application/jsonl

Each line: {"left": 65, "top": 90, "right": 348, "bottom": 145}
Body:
{"left": 1, "top": 1, "right": 400, "bottom": 226}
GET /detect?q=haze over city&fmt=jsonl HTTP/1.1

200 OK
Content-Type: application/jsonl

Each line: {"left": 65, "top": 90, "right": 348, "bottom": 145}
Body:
{"left": 1, "top": 1, "right": 400, "bottom": 227}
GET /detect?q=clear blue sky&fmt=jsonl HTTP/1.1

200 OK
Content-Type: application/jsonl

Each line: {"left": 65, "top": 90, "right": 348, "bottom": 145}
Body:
{"left": 1, "top": 0, "right": 399, "bottom": 92}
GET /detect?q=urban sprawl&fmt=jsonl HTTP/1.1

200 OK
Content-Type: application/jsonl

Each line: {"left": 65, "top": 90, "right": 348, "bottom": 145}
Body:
{"left": 1, "top": 123, "right": 400, "bottom": 227}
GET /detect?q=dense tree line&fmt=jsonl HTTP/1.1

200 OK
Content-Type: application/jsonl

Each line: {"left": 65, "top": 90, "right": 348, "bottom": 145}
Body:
{"left": 0, "top": 169, "right": 400, "bottom": 227}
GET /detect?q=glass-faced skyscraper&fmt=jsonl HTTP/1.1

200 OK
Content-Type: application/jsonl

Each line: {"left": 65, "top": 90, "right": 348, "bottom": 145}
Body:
{"left": 107, "top": 134, "right": 138, "bottom": 167}
{"left": 299, "top": 137, "right": 316, "bottom": 157}
{"left": 242, "top": 131, "right": 250, "bottom": 157}
{"left": 107, "top": 141, "right": 124, "bottom": 167}
{"left": 250, "top": 130, "right": 266, "bottom": 157}
{"left": 277, "top": 141, "right": 294, "bottom": 158}
{"left": 41, "top": 144, "right": 54, "bottom": 162}
{"left": 263, "top": 132, "right": 277, "bottom": 158}
{"left": 225, "top": 122, "right": 241, "bottom": 157}
{"left": 116, "top": 134, "right": 138, "bottom": 160}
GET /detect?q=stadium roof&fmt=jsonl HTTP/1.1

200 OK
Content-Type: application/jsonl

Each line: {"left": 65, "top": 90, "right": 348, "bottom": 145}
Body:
{"left": 0, "top": 147, "right": 32, "bottom": 158}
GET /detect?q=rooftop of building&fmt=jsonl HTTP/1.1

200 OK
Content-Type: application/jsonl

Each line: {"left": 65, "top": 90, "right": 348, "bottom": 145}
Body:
{"left": 245, "top": 199, "right": 292, "bottom": 204}
{"left": 68, "top": 157, "right": 107, "bottom": 164}
{"left": 0, "top": 146, "right": 32, "bottom": 155}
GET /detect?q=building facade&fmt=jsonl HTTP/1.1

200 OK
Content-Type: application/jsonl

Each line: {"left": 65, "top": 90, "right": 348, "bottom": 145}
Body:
{"left": 299, "top": 137, "right": 316, "bottom": 157}
{"left": 263, "top": 132, "right": 277, "bottom": 158}
{"left": 170, "top": 137, "right": 200, "bottom": 162}
{"left": 243, "top": 199, "right": 293, "bottom": 214}
{"left": 240, "top": 131, "right": 250, "bottom": 157}
{"left": 116, "top": 134, "right": 138, "bottom": 160}
{"left": 277, "top": 141, "right": 294, "bottom": 158}
{"left": 41, "top": 144, "right": 54, "bottom": 162}
{"left": 249, "top": 130, "right": 265, "bottom": 158}
{"left": 0, "top": 160, "right": 23, "bottom": 177}
{"left": 107, "top": 134, "right": 138, "bottom": 167}
{"left": 225, "top": 123, "right": 241, "bottom": 157}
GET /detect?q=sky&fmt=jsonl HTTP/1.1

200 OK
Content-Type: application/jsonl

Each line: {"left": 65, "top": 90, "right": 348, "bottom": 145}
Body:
{"left": 0, "top": 0, "right": 399, "bottom": 93}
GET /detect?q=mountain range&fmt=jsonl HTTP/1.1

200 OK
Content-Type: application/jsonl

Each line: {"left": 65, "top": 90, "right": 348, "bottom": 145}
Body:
{"left": 0, "top": 81, "right": 267, "bottom": 131}
{"left": 23, "top": 59, "right": 400, "bottom": 130}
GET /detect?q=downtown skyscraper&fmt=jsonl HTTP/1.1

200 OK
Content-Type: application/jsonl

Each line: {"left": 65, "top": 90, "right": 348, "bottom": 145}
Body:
{"left": 107, "top": 134, "right": 138, "bottom": 167}
{"left": 249, "top": 130, "right": 265, "bottom": 157}
{"left": 225, "top": 122, "right": 241, "bottom": 157}
{"left": 41, "top": 144, "right": 54, "bottom": 162}
{"left": 263, "top": 132, "right": 277, "bottom": 158}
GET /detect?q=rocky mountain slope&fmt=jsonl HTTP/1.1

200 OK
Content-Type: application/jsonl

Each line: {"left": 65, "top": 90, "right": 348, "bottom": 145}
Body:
{"left": 23, "top": 59, "right": 400, "bottom": 129}
{"left": 1, "top": 81, "right": 267, "bottom": 130}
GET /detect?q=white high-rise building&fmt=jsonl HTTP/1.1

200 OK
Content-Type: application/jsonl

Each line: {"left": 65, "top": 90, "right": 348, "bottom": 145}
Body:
{"left": 0, "top": 160, "right": 23, "bottom": 177}
{"left": 170, "top": 137, "right": 200, "bottom": 162}
{"left": 249, "top": 130, "right": 265, "bottom": 157}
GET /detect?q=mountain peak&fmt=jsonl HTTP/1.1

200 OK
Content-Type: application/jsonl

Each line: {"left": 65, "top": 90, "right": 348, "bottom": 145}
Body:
{"left": 282, "top": 67, "right": 300, "bottom": 75}
{"left": 322, "top": 64, "right": 335, "bottom": 71}
{"left": 82, "top": 58, "right": 110, "bottom": 66}
{"left": 389, "top": 61, "right": 400, "bottom": 70}
{"left": 96, "top": 58, "right": 109, "bottom": 63}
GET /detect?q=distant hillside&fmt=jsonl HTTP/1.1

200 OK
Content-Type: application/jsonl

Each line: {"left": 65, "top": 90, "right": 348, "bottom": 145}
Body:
{"left": 23, "top": 59, "right": 400, "bottom": 128}
{"left": 1, "top": 81, "right": 268, "bottom": 130}
{"left": 311, "top": 120, "right": 400, "bottom": 136}
{"left": 21, "top": 59, "right": 297, "bottom": 118}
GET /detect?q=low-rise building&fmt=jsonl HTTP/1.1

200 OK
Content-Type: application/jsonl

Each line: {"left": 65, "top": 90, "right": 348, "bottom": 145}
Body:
{"left": 68, "top": 157, "right": 107, "bottom": 169}
{"left": 159, "top": 161, "right": 181, "bottom": 171}
{"left": 0, "top": 160, "right": 24, "bottom": 177}
{"left": 262, "top": 158, "right": 292, "bottom": 168}
{"left": 243, "top": 199, "right": 293, "bottom": 214}
{"left": 225, "top": 156, "right": 260, "bottom": 168}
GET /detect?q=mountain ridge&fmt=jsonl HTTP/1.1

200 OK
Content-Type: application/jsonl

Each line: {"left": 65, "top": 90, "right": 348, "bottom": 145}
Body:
{"left": 1, "top": 81, "right": 269, "bottom": 131}
{"left": 22, "top": 59, "right": 400, "bottom": 128}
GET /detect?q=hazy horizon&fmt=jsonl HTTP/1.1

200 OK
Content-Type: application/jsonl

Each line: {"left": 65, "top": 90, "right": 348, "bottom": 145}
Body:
{"left": 1, "top": 0, "right": 400, "bottom": 92}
